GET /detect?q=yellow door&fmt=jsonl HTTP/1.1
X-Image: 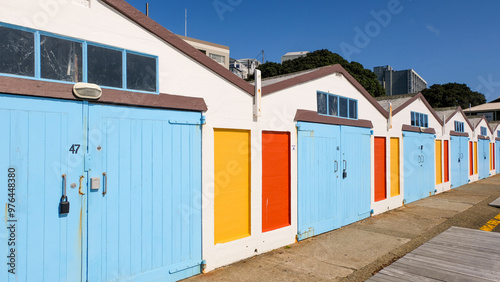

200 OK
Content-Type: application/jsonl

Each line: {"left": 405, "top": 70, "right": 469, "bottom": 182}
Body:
{"left": 214, "top": 129, "right": 251, "bottom": 244}
{"left": 390, "top": 137, "right": 400, "bottom": 197}
{"left": 436, "top": 140, "right": 442, "bottom": 184}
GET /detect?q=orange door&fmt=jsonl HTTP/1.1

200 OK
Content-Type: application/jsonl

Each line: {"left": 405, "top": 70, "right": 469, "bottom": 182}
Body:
{"left": 262, "top": 131, "right": 291, "bottom": 232}
{"left": 374, "top": 137, "right": 386, "bottom": 202}
{"left": 444, "top": 140, "right": 449, "bottom": 182}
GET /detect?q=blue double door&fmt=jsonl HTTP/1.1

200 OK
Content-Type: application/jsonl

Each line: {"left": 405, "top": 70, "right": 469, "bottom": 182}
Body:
{"left": 450, "top": 136, "right": 469, "bottom": 188}
{"left": 297, "top": 122, "right": 371, "bottom": 240}
{"left": 0, "top": 94, "right": 202, "bottom": 281}
{"left": 478, "top": 139, "right": 490, "bottom": 179}
{"left": 403, "top": 131, "right": 435, "bottom": 204}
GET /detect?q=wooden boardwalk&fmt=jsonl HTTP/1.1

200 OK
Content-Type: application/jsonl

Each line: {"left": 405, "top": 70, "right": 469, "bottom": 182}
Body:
{"left": 368, "top": 227, "right": 500, "bottom": 281}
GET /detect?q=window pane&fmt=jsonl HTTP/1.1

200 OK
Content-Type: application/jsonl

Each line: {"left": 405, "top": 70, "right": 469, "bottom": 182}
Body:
{"left": 88, "top": 45, "right": 122, "bottom": 88}
{"left": 40, "top": 35, "right": 82, "bottom": 82}
{"left": 127, "top": 53, "right": 157, "bottom": 92}
{"left": 0, "top": 26, "right": 35, "bottom": 77}
{"left": 348, "top": 99, "right": 357, "bottom": 119}
{"left": 419, "top": 113, "right": 424, "bottom": 127}
{"left": 339, "top": 97, "right": 348, "bottom": 118}
{"left": 328, "top": 95, "right": 338, "bottom": 116}
{"left": 411, "top": 112, "right": 415, "bottom": 126}
{"left": 317, "top": 92, "right": 327, "bottom": 114}
{"left": 424, "top": 114, "right": 428, "bottom": 128}
{"left": 209, "top": 53, "right": 225, "bottom": 64}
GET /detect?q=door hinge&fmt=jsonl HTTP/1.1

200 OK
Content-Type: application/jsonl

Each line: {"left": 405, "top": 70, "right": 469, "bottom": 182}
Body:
{"left": 84, "top": 153, "right": 91, "bottom": 172}
{"left": 169, "top": 119, "right": 202, "bottom": 125}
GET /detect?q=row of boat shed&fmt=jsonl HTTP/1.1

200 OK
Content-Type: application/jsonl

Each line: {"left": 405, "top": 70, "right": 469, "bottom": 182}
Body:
{"left": 1, "top": 0, "right": 499, "bottom": 281}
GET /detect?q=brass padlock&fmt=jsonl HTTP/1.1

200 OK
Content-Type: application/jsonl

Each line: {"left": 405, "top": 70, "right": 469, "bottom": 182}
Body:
{"left": 59, "top": 196, "right": 70, "bottom": 214}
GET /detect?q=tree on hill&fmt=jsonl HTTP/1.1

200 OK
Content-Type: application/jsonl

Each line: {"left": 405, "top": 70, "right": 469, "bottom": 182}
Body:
{"left": 256, "top": 49, "right": 386, "bottom": 97}
{"left": 421, "top": 83, "right": 486, "bottom": 109}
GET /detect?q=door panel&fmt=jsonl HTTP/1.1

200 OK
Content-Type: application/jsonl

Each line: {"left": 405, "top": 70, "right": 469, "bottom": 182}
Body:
{"left": 0, "top": 94, "right": 85, "bottom": 282}
{"left": 444, "top": 140, "right": 449, "bottom": 183}
{"left": 374, "top": 137, "right": 386, "bottom": 202}
{"left": 496, "top": 141, "right": 500, "bottom": 174}
{"left": 390, "top": 138, "right": 400, "bottom": 197}
{"left": 435, "top": 140, "right": 442, "bottom": 184}
{"left": 297, "top": 122, "right": 340, "bottom": 240}
{"left": 214, "top": 129, "right": 251, "bottom": 244}
{"left": 87, "top": 104, "right": 202, "bottom": 281}
{"left": 262, "top": 131, "right": 291, "bottom": 233}
{"left": 460, "top": 137, "right": 469, "bottom": 185}
{"left": 339, "top": 126, "right": 371, "bottom": 226}
{"left": 403, "top": 131, "right": 435, "bottom": 204}
{"left": 450, "top": 137, "right": 460, "bottom": 188}
{"left": 478, "top": 139, "right": 489, "bottom": 179}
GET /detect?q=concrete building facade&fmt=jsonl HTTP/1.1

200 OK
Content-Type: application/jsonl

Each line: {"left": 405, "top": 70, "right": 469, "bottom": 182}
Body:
{"left": 374, "top": 65, "right": 427, "bottom": 96}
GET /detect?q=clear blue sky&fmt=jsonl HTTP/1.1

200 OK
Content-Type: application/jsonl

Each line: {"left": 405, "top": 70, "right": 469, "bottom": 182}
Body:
{"left": 127, "top": 0, "right": 500, "bottom": 101}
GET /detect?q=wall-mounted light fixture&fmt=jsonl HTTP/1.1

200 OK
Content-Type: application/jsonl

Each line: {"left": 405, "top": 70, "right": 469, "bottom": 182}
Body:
{"left": 73, "top": 83, "right": 102, "bottom": 100}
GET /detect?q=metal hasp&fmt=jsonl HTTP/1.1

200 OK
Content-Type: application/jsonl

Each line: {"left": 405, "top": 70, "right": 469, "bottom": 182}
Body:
{"left": 59, "top": 174, "right": 70, "bottom": 214}
{"left": 90, "top": 177, "right": 100, "bottom": 190}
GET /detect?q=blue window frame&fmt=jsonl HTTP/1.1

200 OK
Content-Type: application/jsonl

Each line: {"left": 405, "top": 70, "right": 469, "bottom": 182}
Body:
{"left": 410, "top": 111, "right": 428, "bottom": 128}
{"left": 0, "top": 22, "right": 159, "bottom": 93}
{"left": 481, "top": 126, "right": 487, "bottom": 136}
{"left": 454, "top": 121, "right": 464, "bottom": 133}
{"left": 316, "top": 91, "right": 357, "bottom": 119}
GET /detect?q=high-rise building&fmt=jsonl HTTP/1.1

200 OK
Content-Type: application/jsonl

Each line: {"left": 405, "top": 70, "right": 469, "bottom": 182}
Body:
{"left": 374, "top": 65, "right": 427, "bottom": 96}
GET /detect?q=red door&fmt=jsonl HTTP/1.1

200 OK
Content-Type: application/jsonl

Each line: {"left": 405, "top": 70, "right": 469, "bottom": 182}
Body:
{"left": 374, "top": 137, "right": 387, "bottom": 202}
{"left": 262, "top": 131, "right": 291, "bottom": 232}
{"left": 444, "top": 140, "right": 449, "bottom": 182}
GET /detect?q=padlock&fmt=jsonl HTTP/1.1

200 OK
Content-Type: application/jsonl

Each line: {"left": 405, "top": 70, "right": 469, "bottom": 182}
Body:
{"left": 343, "top": 171, "right": 347, "bottom": 179}
{"left": 59, "top": 196, "right": 70, "bottom": 214}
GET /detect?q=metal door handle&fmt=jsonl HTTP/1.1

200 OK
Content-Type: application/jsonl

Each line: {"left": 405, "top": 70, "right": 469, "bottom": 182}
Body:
{"left": 334, "top": 161, "right": 338, "bottom": 172}
{"left": 78, "top": 175, "right": 85, "bottom": 195}
{"left": 62, "top": 174, "right": 67, "bottom": 197}
{"left": 102, "top": 172, "right": 107, "bottom": 196}
{"left": 343, "top": 160, "right": 347, "bottom": 171}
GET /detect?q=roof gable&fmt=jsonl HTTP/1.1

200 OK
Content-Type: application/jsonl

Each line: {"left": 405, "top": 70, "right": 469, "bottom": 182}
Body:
{"left": 439, "top": 107, "right": 474, "bottom": 132}
{"left": 470, "top": 115, "right": 493, "bottom": 134}
{"left": 391, "top": 93, "right": 444, "bottom": 125}
{"left": 261, "top": 64, "right": 389, "bottom": 118}
{"left": 102, "top": 0, "right": 254, "bottom": 95}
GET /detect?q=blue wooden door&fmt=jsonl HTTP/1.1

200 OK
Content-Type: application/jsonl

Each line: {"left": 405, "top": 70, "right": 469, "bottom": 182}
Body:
{"left": 297, "top": 122, "right": 340, "bottom": 240}
{"left": 450, "top": 136, "right": 460, "bottom": 188}
{"left": 496, "top": 140, "right": 500, "bottom": 174}
{"left": 87, "top": 104, "right": 202, "bottom": 281}
{"left": 339, "top": 126, "right": 371, "bottom": 227}
{"left": 460, "top": 137, "right": 469, "bottom": 185}
{"left": 450, "top": 136, "right": 469, "bottom": 188}
{"left": 478, "top": 139, "right": 489, "bottom": 179}
{"left": 403, "top": 131, "right": 435, "bottom": 204}
{"left": 0, "top": 94, "right": 86, "bottom": 281}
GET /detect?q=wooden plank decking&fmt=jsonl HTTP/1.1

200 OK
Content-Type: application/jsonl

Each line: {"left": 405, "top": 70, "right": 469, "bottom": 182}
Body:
{"left": 368, "top": 227, "right": 500, "bottom": 281}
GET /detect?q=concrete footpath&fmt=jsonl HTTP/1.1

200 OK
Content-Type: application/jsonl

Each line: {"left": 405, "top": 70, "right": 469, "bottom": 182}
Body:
{"left": 185, "top": 175, "right": 500, "bottom": 282}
